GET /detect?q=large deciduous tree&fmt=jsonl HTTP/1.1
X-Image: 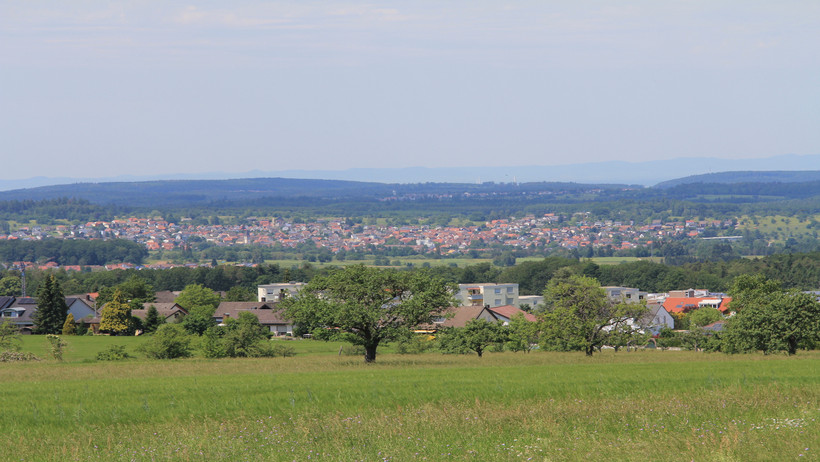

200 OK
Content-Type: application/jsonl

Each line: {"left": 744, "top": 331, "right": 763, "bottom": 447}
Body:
{"left": 723, "top": 275, "right": 820, "bottom": 355}
{"left": 34, "top": 275, "right": 68, "bottom": 335}
{"left": 283, "top": 265, "right": 455, "bottom": 362}
{"left": 540, "top": 274, "right": 646, "bottom": 356}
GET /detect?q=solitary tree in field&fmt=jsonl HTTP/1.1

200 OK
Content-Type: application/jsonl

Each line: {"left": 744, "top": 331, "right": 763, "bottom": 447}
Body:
{"left": 34, "top": 275, "right": 68, "bottom": 335}
{"left": 282, "top": 265, "right": 455, "bottom": 362}
{"left": 540, "top": 274, "right": 646, "bottom": 356}
{"left": 99, "top": 289, "right": 132, "bottom": 335}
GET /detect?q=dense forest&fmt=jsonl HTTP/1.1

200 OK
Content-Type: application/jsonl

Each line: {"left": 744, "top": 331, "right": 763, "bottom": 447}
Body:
{"left": 0, "top": 239, "right": 147, "bottom": 266}
{"left": 4, "top": 251, "right": 820, "bottom": 299}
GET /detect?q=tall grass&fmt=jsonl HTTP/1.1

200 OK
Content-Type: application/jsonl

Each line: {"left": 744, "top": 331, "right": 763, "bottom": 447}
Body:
{"left": 1, "top": 351, "right": 817, "bottom": 460}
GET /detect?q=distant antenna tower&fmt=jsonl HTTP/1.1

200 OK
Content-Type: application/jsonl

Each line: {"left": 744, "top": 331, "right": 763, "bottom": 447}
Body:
{"left": 16, "top": 264, "right": 26, "bottom": 297}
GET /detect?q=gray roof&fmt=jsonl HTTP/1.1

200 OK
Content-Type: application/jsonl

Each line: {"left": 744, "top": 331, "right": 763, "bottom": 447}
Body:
{"left": 132, "top": 303, "right": 188, "bottom": 320}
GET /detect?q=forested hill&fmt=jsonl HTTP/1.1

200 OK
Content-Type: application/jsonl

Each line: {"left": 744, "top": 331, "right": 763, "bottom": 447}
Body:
{"left": 0, "top": 178, "right": 387, "bottom": 206}
{"left": 3, "top": 174, "right": 820, "bottom": 212}
{"left": 654, "top": 171, "right": 820, "bottom": 188}
{"left": 0, "top": 178, "right": 632, "bottom": 207}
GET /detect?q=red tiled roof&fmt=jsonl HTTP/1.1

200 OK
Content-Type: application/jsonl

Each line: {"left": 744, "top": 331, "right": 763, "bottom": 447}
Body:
{"left": 487, "top": 305, "right": 537, "bottom": 322}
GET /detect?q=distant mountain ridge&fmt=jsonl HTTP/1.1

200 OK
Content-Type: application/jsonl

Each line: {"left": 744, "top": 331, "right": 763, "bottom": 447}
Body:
{"left": 654, "top": 171, "right": 820, "bottom": 189}
{"left": 1, "top": 153, "right": 818, "bottom": 190}
{"left": 0, "top": 177, "right": 631, "bottom": 207}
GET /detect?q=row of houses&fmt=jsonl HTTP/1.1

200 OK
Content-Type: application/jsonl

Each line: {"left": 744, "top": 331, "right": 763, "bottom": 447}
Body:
{"left": 0, "top": 281, "right": 736, "bottom": 338}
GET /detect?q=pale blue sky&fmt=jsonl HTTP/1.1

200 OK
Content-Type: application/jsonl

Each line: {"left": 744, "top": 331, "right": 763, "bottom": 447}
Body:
{"left": 1, "top": 1, "right": 818, "bottom": 180}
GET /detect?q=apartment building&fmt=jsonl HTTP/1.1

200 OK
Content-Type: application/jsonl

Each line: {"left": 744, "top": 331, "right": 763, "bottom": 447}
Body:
{"left": 455, "top": 283, "right": 519, "bottom": 308}
{"left": 257, "top": 282, "right": 306, "bottom": 302}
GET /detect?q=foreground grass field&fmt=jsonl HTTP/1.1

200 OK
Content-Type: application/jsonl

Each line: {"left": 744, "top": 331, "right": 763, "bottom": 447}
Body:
{"left": 2, "top": 341, "right": 818, "bottom": 461}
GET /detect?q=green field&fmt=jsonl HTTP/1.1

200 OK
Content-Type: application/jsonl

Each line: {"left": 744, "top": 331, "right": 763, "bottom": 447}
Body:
{"left": 3, "top": 336, "right": 818, "bottom": 461}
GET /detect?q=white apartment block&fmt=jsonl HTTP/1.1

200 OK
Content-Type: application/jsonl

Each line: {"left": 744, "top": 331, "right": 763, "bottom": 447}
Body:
{"left": 455, "top": 283, "right": 519, "bottom": 308}
{"left": 602, "top": 286, "right": 646, "bottom": 304}
{"left": 257, "top": 282, "right": 306, "bottom": 302}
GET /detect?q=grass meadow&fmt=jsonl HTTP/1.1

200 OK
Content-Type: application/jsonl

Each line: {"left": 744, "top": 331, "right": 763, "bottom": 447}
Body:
{"left": 2, "top": 337, "right": 818, "bottom": 461}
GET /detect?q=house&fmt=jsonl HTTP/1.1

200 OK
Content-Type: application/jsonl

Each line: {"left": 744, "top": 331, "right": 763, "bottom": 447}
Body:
{"left": 518, "top": 295, "right": 543, "bottom": 310}
{"left": 65, "top": 297, "right": 96, "bottom": 321}
{"left": 0, "top": 295, "right": 96, "bottom": 334}
{"left": 257, "top": 282, "right": 305, "bottom": 302}
{"left": 662, "top": 296, "right": 733, "bottom": 315}
{"left": 153, "top": 291, "right": 182, "bottom": 304}
{"left": 132, "top": 303, "right": 188, "bottom": 323}
{"left": 0, "top": 297, "right": 39, "bottom": 333}
{"left": 454, "top": 283, "right": 519, "bottom": 308}
{"left": 428, "top": 304, "right": 536, "bottom": 330}
{"left": 481, "top": 305, "right": 538, "bottom": 325}
{"left": 638, "top": 303, "right": 675, "bottom": 334}
{"left": 213, "top": 301, "right": 294, "bottom": 336}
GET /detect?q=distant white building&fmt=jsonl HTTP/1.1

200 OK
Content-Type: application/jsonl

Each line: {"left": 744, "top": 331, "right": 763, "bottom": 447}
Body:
{"left": 518, "top": 295, "right": 543, "bottom": 310}
{"left": 455, "top": 283, "right": 519, "bottom": 308}
{"left": 602, "top": 286, "right": 646, "bottom": 304}
{"left": 257, "top": 282, "right": 306, "bottom": 303}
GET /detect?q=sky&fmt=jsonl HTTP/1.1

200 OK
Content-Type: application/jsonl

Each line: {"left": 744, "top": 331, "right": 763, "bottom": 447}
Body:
{"left": 1, "top": 1, "right": 819, "bottom": 180}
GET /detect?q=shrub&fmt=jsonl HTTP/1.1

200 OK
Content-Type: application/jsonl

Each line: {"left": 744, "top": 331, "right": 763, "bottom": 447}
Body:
{"left": 395, "top": 335, "right": 434, "bottom": 355}
{"left": 138, "top": 324, "right": 193, "bottom": 359}
{"left": 340, "top": 345, "right": 365, "bottom": 356}
{"left": 62, "top": 314, "right": 76, "bottom": 336}
{"left": 0, "top": 351, "right": 40, "bottom": 362}
{"left": 271, "top": 344, "right": 296, "bottom": 357}
{"left": 45, "top": 334, "right": 67, "bottom": 361}
{"left": 0, "top": 322, "right": 21, "bottom": 352}
{"left": 96, "top": 344, "right": 133, "bottom": 361}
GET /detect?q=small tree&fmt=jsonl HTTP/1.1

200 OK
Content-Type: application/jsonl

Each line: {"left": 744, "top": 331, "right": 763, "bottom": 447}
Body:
{"left": 461, "top": 319, "right": 507, "bottom": 357}
{"left": 62, "top": 313, "right": 76, "bottom": 336}
{"left": 143, "top": 305, "right": 164, "bottom": 333}
{"left": 437, "top": 320, "right": 507, "bottom": 357}
{"left": 222, "top": 312, "right": 269, "bottom": 357}
{"left": 182, "top": 313, "right": 216, "bottom": 335}
{"left": 175, "top": 284, "right": 221, "bottom": 317}
{"left": 0, "top": 321, "right": 21, "bottom": 351}
{"left": 34, "top": 275, "right": 68, "bottom": 335}
{"left": 506, "top": 313, "right": 539, "bottom": 353}
{"left": 139, "top": 324, "right": 193, "bottom": 359}
{"left": 689, "top": 307, "right": 723, "bottom": 328}
{"left": 0, "top": 276, "right": 21, "bottom": 296}
{"left": 99, "top": 289, "right": 132, "bottom": 335}
{"left": 45, "top": 334, "right": 67, "bottom": 361}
